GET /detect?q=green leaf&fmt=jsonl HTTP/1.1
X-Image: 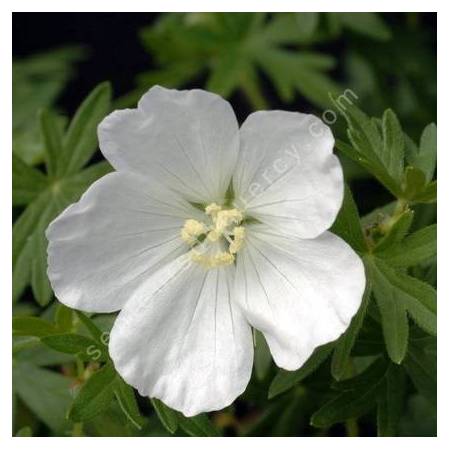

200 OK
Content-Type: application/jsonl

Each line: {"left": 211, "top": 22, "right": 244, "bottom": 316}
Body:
{"left": 331, "top": 184, "right": 367, "bottom": 253}
{"left": 414, "top": 180, "right": 437, "bottom": 203}
{"left": 331, "top": 279, "right": 371, "bottom": 380}
{"left": 62, "top": 82, "right": 112, "bottom": 175}
{"left": 139, "top": 13, "right": 338, "bottom": 110}
{"left": 378, "top": 224, "right": 437, "bottom": 267}
{"left": 178, "top": 413, "right": 220, "bottom": 437}
{"left": 377, "top": 364, "right": 406, "bottom": 436}
{"left": 75, "top": 311, "right": 105, "bottom": 343}
{"left": 113, "top": 378, "right": 143, "bottom": 429}
{"left": 311, "top": 358, "right": 388, "bottom": 427}
{"left": 41, "top": 333, "right": 107, "bottom": 361}
{"left": 403, "top": 166, "right": 427, "bottom": 200}
{"left": 13, "top": 361, "right": 73, "bottom": 433}
{"left": 151, "top": 398, "right": 179, "bottom": 434}
{"left": 404, "top": 339, "right": 436, "bottom": 407}
{"left": 339, "top": 12, "right": 391, "bottom": 41}
{"left": 374, "top": 209, "right": 414, "bottom": 252}
{"left": 69, "top": 362, "right": 117, "bottom": 422}
{"left": 13, "top": 316, "right": 58, "bottom": 337}
{"left": 408, "top": 123, "right": 437, "bottom": 183}
{"left": 381, "top": 109, "right": 404, "bottom": 180}
{"left": 39, "top": 108, "right": 64, "bottom": 177}
{"left": 55, "top": 303, "right": 73, "bottom": 331}
{"left": 269, "top": 343, "right": 334, "bottom": 399}
{"left": 13, "top": 46, "right": 85, "bottom": 165}
{"left": 254, "top": 330, "right": 272, "bottom": 380}
{"left": 370, "top": 259, "right": 409, "bottom": 363}
{"left": 12, "top": 153, "right": 48, "bottom": 205}
{"left": 377, "top": 266, "right": 436, "bottom": 336}
{"left": 333, "top": 102, "right": 402, "bottom": 197}
{"left": 13, "top": 104, "right": 111, "bottom": 306}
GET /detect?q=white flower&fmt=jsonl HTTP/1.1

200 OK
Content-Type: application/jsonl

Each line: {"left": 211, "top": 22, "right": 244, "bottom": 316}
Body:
{"left": 46, "top": 86, "right": 365, "bottom": 417}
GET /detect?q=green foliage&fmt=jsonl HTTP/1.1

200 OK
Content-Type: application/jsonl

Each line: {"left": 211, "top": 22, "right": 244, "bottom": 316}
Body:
{"left": 13, "top": 46, "right": 85, "bottom": 165}
{"left": 136, "top": 13, "right": 344, "bottom": 109}
{"left": 335, "top": 101, "right": 437, "bottom": 203}
{"left": 269, "top": 343, "right": 334, "bottom": 399}
{"left": 12, "top": 82, "right": 113, "bottom": 305}
{"left": 12, "top": 13, "right": 436, "bottom": 437}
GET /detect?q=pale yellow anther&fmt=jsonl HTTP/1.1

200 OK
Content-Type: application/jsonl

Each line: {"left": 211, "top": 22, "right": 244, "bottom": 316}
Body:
{"left": 182, "top": 203, "right": 246, "bottom": 269}
{"left": 207, "top": 230, "right": 221, "bottom": 242}
{"left": 214, "top": 209, "right": 243, "bottom": 232}
{"left": 205, "top": 202, "right": 222, "bottom": 218}
{"left": 190, "top": 249, "right": 235, "bottom": 269}
{"left": 180, "top": 219, "right": 207, "bottom": 244}
{"left": 229, "top": 226, "right": 245, "bottom": 254}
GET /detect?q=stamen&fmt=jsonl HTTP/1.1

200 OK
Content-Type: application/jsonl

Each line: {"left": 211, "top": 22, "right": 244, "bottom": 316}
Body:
{"left": 181, "top": 203, "right": 246, "bottom": 269}
{"left": 180, "top": 219, "right": 207, "bottom": 244}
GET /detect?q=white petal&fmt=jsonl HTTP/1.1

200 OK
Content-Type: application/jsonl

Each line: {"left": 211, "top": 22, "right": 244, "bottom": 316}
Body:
{"left": 98, "top": 86, "right": 240, "bottom": 203}
{"left": 109, "top": 255, "right": 253, "bottom": 417}
{"left": 47, "top": 172, "right": 200, "bottom": 313}
{"left": 234, "top": 111, "right": 343, "bottom": 239}
{"left": 235, "top": 224, "right": 365, "bottom": 370}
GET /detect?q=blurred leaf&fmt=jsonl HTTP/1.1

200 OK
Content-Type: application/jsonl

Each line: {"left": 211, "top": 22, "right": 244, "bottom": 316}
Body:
{"left": 39, "top": 109, "right": 65, "bottom": 177}
{"left": 377, "top": 364, "right": 406, "bottom": 436}
{"left": 15, "top": 426, "right": 33, "bottom": 437}
{"left": 311, "top": 358, "right": 388, "bottom": 427}
{"left": 338, "top": 13, "right": 391, "bottom": 41}
{"left": 55, "top": 303, "right": 73, "bottom": 332}
{"left": 13, "top": 361, "right": 73, "bottom": 433}
{"left": 12, "top": 83, "right": 112, "bottom": 304}
{"left": 414, "top": 180, "right": 437, "bottom": 203}
{"left": 75, "top": 311, "right": 105, "bottom": 343}
{"left": 404, "top": 338, "right": 436, "bottom": 407}
{"left": 62, "top": 82, "right": 112, "bottom": 175}
{"left": 41, "top": 333, "right": 107, "bottom": 362}
{"left": 13, "top": 46, "right": 85, "bottom": 165}
{"left": 377, "top": 224, "right": 437, "bottom": 267}
{"left": 403, "top": 166, "right": 427, "bottom": 200}
{"left": 13, "top": 316, "right": 58, "bottom": 338}
{"left": 269, "top": 343, "right": 333, "bottom": 399}
{"left": 12, "top": 153, "right": 48, "bottom": 205}
{"left": 150, "top": 398, "right": 179, "bottom": 434}
{"left": 139, "top": 13, "right": 339, "bottom": 109}
{"left": 254, "top": 330, "right": 272, "bottom": 381}
{"left": 69, "top": 362, "right": 117, "bottom": 422}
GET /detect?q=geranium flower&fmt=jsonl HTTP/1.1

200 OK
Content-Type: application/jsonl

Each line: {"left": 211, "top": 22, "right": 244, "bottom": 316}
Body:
{"left": 46, "top": 86, "right": 365, "bottom": 417}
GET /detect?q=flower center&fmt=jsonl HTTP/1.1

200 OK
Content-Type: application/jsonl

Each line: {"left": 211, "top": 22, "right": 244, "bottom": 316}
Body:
{"left": 180, "top": 203, "right": 246, "bottom": 269}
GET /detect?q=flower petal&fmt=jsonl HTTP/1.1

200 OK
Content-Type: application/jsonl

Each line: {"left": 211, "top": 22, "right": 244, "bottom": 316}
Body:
{"left": 98, "top": 86, "right": 240, "bottom": 203}
{"left": 109, "top": 256, "right": 253, "bottom": 416}
{"left": 234, "top": 111, "right": 343, "bottom": 239}
{"left": 47, "top": 172, "right": 200, "bottom": 313}
{"left": 235, "top": 224, "right": 365, "bottom": 370}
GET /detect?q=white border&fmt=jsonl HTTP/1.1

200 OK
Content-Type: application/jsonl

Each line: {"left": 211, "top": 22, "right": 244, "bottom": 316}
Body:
{"left": 3, "top": 2, "right": 446, "bottom": 448}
